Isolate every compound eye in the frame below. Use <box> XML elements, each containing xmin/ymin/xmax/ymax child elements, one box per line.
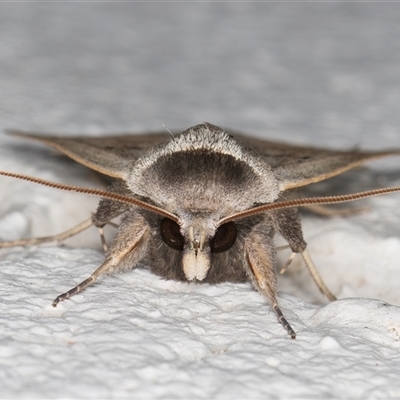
<box><xmin>160</xmin><ymin>218</ymin><xmax>184</xmax><ymax>251</ymax></box>
<box><xmin>210</xmin><ymin>222</ymin><xmax>237</xmax><ymax>253</ymax></box>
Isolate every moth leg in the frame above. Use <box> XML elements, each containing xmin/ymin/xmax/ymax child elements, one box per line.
<box><xmin>0</xmin><ymin>217</ymin><xmax>93</xmax><ymax>249</ymax></box>
<box><xmin>272</xmin><ymin>207</ymin><xmax>336</xmax><ymax>302</ymax></box>
<box><xmin>278</xmin><ymin>248</ymin><xmax>336</xmax><ymax>301</ymax></box>
<box><xmin>272</xmin><ymin>303</ymin><xmax>295</xmax><ymax>340</ymax></box>
<box><xmin>301</xmin><ymin>248</ymin><xmax>336</xmax><ymax>301</ymax></box>
<box><xmin>95</xmin><ymin>220</ymin><xmax>122</xmax><ymax>253</ymax></box>
<box><xmin>245</xmin><ymin>226</ymin><xmax>296</xmax><ymax>339</ymax></box>
<box><xmin>90</xmin><ymin>181</ymin><xmax>133</xmax><ymax>253</ymax></box>
<box><xmin>53</xmin><ymin>213</ymin><xmax>149</xmax><ymax>307</ymax></box>
<box><xmin>97</xmin><ymin>226</ymin><xmax>108</xmax><ymax>253</ymax></box>
<box><xmin>275</xmin><ymin>244</ymin><xmax>290</xmax><ymax>251</ymax></box>
<box><xmin>105</xmin><ymin>221</ymin><xmax>118</xmax><ymax>229</ymax></box>
<box><xmin>279</xmin><ymin>252</ymin><xmax>296</xmax><ymax>275</ymax></box>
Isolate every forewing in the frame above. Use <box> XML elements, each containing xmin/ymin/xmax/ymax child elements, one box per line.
<box><xmin>7</xmin><ymin>130</ymin><xmax>171</xmax><ymax>178</ymax></box>
<box><xmin>232</xmin><ymin>133</ymin><xmax>400</xmax><ymax>190</ymax></box>
<box><xmin>8</xmin><ymin>128</ymin><xmax>399</xmax><ymax>189</ymax></box>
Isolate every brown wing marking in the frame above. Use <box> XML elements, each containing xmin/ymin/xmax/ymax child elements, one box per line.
<box><xmin>233</xmin><ymin>134</ymin><xmax>400</xmax><ymax>190</ymax></box>
<box><xmin>7</xmin><ymin>130</ymin><xmax>170</xmax><ymax>178</ymax></box>
<box><xmin>8</xmin><ymin>129</ymin><xmax>400</xmax><ymax>189</ymax></box>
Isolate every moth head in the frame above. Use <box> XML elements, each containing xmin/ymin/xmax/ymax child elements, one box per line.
<box><xmin>159</xmin><ymin>213</ymin><xmax>237</xmax><ymax>281</ymax></box>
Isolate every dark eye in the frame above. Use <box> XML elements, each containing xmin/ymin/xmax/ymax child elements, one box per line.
<box><xmin>160</xmin><ymin>218</ymin><xmax>184</xmax><ymax>251</ymax></box>
<box><xmin>210</xmin><ymin>222</ymin><xmax>237</xmax><ymax>253</ymax></box>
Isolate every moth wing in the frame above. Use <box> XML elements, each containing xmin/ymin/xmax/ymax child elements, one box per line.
<box><xmin>7</xmin><ymin>130</ymin><xmax>171</xmax><ymax>178</ymax></box>
<box><xmin>8</xmin><ymin>128</ymin><xmax>399</xmax><ymax>189</ymax></box>
<box><xmin>232</xmin><ymin>133</ymin><xmax>400</xmax><ymax>190</ymax></box>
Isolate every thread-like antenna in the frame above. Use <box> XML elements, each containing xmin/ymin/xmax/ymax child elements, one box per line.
<box><xmin>218</xmin><ymin>187</ymin><xmax>400</xmax><ymax>225</ymax></box>
<box><xmin>2</xmin><ymin>170</ymin><xmax>400</xmax><ymax>227</ymax></box>
<box><xmin>0</xmin><ymin>170</ymin><xmax>179</xmax><ymax>222</ymax></box>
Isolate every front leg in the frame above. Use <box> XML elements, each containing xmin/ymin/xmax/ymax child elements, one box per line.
<box><xmin>244</xmin><ymin>223</ymin><xmax>296</xmax><ymax>339</ymax></box>
<box><xmin>53</xmin><ymin>212</ymin><xmax>150</xmax><ymax>306</ymax></box>
<box><xmin>271</xmin><ymin>207</ymin><xmax>336</xmax><ymax>301</ymax></box>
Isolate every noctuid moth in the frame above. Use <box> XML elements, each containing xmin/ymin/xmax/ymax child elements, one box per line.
<box><xmin>1</xmin><ymin>122</ymin><xmax>400</xmax><ymax>339</ymax></box>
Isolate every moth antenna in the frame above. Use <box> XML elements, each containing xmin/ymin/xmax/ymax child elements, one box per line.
<box><xmin>0</xmin><ymin>170</ymin><xmax>179</xmax><ymax>222</ymax></box>
<box><xmin>219</xmin><ymin>187</ymin><xmax>400</xmax><ymax>225</ymax></box>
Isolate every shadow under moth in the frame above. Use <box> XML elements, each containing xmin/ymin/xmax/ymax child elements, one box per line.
<box><xmin>1</xmin><ymin>122</ymin><xmax>400</xmax><ymax>339</ymax></box>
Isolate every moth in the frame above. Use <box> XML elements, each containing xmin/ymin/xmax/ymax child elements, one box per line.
<box><xmin>1</xmin><ymin>122</ymin><xmax>400</xmax><ymax>339</ymax></box>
